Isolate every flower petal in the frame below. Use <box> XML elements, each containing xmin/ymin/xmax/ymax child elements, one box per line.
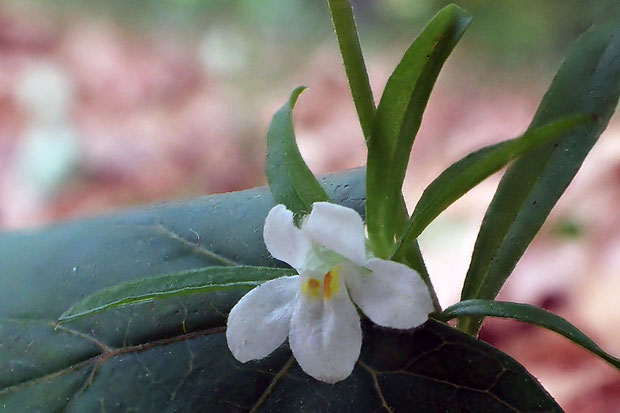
<box><xmin>263</xmin><ymin>204</ymin><xmax>312</xmax><ymax>270</ymax></box>
<box><xmin>288</xmin><ymin>276</ymin><xmax>362</xmax><ymax>383</ymax></box>
<box><xmin>346</xmin><ymin>258</ymin><xmax>434</xmax><ymax>329</ymax></box>
<box><xmin>226</xmin><ymin>275</ymin><xmax>298</xmax><ymax>362</ymax></box>
<box><xmin>303</xmin><ymin>202</ymin><xmax>366</xmax><ymax>265</ymax></box>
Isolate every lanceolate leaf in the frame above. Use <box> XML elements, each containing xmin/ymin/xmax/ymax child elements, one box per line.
<box><xmin>265</xmin><ymin>86</ymin><xmax>329</xmax><ymax>219</ymax></box>
<box><xmin>460</xmin><ymin>19</ymin><xmax>620</xmax><ymax>335</ymax></box>
<box><xmin>0</xmin><ymin>168</ymin><xmax>562</xmax><ymax>412</ymax></box>
<box><xmin>441</xmin><ymin>300</ymin><xmax>620</xmax><ymax>370</ymax></box>
<box><xmin>58</xmin><ymin>266</ymin><xmax>296</xmax><ymax>324</ymax></box>
<box><xmin>366</xmin><ymin>4</ymin><xmax>471</xmax><ymax>258</ymax></box>
<box><xmin>391</xmin><ymin>114</ymin><xmax>591</xmax><ymax>260</ymax></box>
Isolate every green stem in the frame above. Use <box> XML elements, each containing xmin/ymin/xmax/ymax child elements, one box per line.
<box><xmin>327</xmin><ymin>0</ymin><xmax>375</xmax><ymax>141</ymax></box>
<box><xmin>327</xmin><ymin>0</ymin><xmax>441</xmax><ymax>315</ymax></box>
<box><xmin>394</xmin><ymin>196</ymin><xmax>441</xmax><ymax>313</ymax></box>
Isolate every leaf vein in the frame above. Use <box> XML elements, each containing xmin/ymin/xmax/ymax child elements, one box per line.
<box><xmin>0</xmin><ymin>326</ymin><xmax>225</xmax><ymax>395</ymax></box>
<box><xmin>153</xmin><ymin>223</ymin><xmax>239</xmax><ymax>266</ymax></box>
<box><xmin>249</xmin><ymin>356</ymin><xmax>295</xmax><ymax>413</ymax></box>
<box><xmin>385</xmin><ymin>370</ymin><xmax>520</xmax><ymax>412</ymax></box>
<box><xmin>357</xmin><ymin>360</ymin><xmax>393</xmax><ymax>413</ymax></box>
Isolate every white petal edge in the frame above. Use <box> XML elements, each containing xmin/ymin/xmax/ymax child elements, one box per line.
<box><xmin>346</xmin><ymin>258</ymin><xmax>434</xmax><ymax>329</ymax></box>
<box><xmin>226</xmin><ymin>275</ymin><xmax>298</xmax><ymax>363</ymax></box>
<box><xmin>288</xmin><ymin>276</ymin><xmax>362</xmax><ymax>384</ymax></box>
<box><xmin>263</xmin><ymin>204</ymin><xmax>312</xmax><ymax>271</ymax></box>
<box><xmin>303</xmin><ymin>202</ymin><xmax>366</xmax><ymax>265</ymax></box>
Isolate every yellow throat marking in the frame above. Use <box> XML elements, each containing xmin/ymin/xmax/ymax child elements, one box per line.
<box><xmin>302</xmin><ymin>266</ymin><xmax>341</xmax><ymax>300</ymax></box>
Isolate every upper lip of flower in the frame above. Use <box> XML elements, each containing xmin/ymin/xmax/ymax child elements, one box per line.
<box><xmin>226</xmin><ymin>202</ymin><xmax>434</xmax><ymax>384</ymax></box>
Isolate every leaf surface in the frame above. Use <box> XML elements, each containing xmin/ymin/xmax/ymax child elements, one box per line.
<box><xmin>0</xmin><ymin>169</ymin><xmax>561</xmax><ymax>412</ymax></box>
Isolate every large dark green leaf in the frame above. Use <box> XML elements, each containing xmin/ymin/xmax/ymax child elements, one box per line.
<box><xmin>460</xmin><ymin>18</ymin><xmax>620</xmax><ymax>334</ymax></box>
<box><xmin>366</xmin><ymin>4</ymin><xmax>471</xmax><ymax>258</ymax></box>
<box><xmin>1</xmin><ymin>168</ymin><xmax>561</xmax><ymax>412</ymax></box>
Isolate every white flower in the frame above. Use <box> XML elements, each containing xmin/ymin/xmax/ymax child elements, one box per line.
<box><xmin>226</xmin><ymin>202</ymin><xmax>434</xmax><ymax>383</ymax></box>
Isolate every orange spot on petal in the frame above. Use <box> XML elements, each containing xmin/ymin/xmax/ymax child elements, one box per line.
<box><xmin>323</xmin><ymin>271</ymin><xmax>332</xmax><ymax>298</ymax></box>
<box><xmin>322</xmin><ymin>267</ymin><xmax>340</xmax><ymax>299</ymax></box>
<box><xmin>302</xmin><ymin>277</ymin><xmax>321</xmax><ymax>299</ymax></box>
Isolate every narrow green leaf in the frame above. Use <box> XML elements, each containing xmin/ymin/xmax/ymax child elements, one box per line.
<box><xmin>366</xmin><ymin>4</ymin><xmax>471</xmax><ymax>258</ymax></box>
<box><xmin>460</xmin><ymin>19</ymin><xmax>620</xmax><ymax>335</ymax></box>
<box><xmin>391</xmin><ymin>114</ymin><xmax>591</xmax><ymax>260</ymax></box>
<box><xmin>440</xmin><ymin>299</ymin><xmax>620</xmax><ymax>370</ymax></box>
<box><xmin>327</xmin><ymin>0</ymin><xmax>375</xmax><ymax>141</ymax></box>
<box><xmin>58</xmin><ymin>266</ymin><xmax>295</xmax><ymax>323</ymax></box>
<box><xmin>266</xmin><ymin>87</ymin><xmax>329</xmax><ymax>219</ymax></box>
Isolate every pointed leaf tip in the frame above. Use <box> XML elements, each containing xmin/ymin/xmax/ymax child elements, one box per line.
<box><xmin>459</xmin><ymin>18</ymin><xmax>620</xmax><ymax>335</ymax></box>
<box><xmin>366</xmin><ymin>4</ymin><xmax>471</xmax><ymax>258</ymax></box>
<box><xmin>289</xmin><ymin>86</ymin><xmax>308</xmax><ymax>107</ymax></box>
<box><xmin>57</xmin><ymin>266</ymin><xmax>296</xmax><ymax>324</ymax></box>
<box><xmin>266</xmin><ymin>86</ymin><xmax>329</xmax><ymax>219</ymax></box>
<box><xmin>442</xmin><ymin>299</ymin><xmax>620</xmax><ymax>370</ymax></box>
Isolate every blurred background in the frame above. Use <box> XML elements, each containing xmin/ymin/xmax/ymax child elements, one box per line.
<box><xmin>0</xmin><ymin>0</ymin><xmax>618</xmax><ymax>410</ymax></box>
